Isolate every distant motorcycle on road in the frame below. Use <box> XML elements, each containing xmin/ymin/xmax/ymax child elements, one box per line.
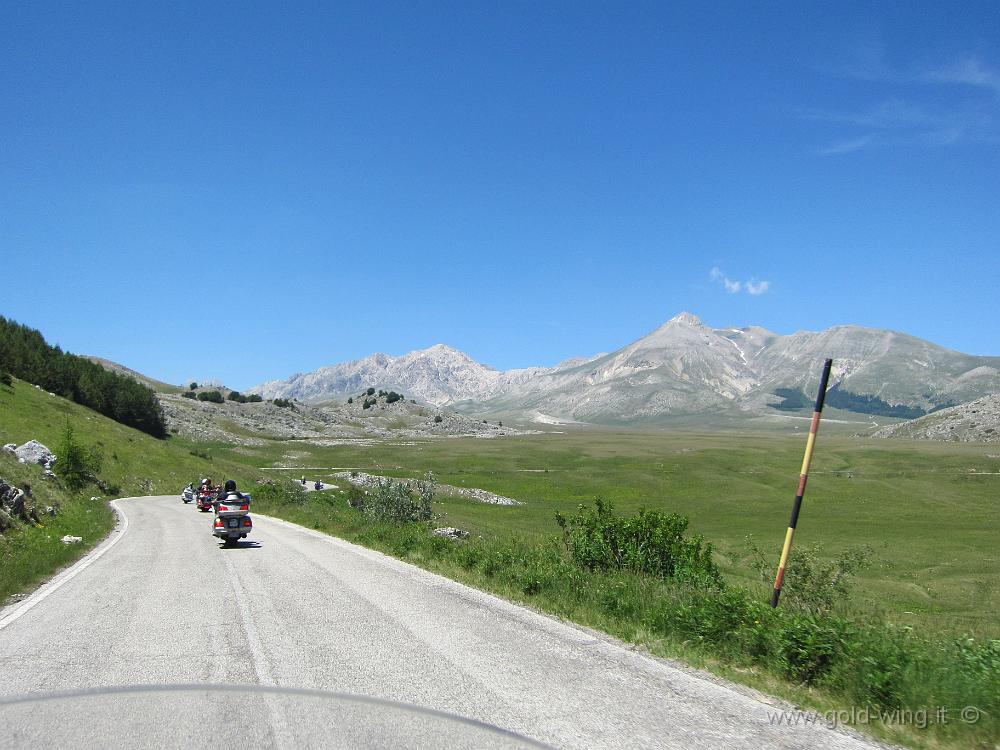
<box><xmin>212</xmin><ymin>491</ymin><xmax>252</xmax><ymax>547</ymax></box>
<box><xmin>181</xmin><ymin>485</ymin><xmax>195</xmax><ymax>504</ymax></box>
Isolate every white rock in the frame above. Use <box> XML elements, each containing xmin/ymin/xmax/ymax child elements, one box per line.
<box><xmin>60</xmin><ymin>535</ymin><xmax>82</xmax><ymax>544</ymax></box>
<box><xmin>15</xmin><ymin>440</ymin><xmax>57</xmax><ymax>469</ymax></box>
<box><xmin>433</xmin><ymin>527</ymin><xmax>470</xmax><ymax>540</ymax></box>
<box><xmin>2</xmin><ymin>443</ymin><xmax>16</xmax><ymax>455</ymax></box>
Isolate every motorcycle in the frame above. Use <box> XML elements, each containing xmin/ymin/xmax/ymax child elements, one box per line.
<box><xmin>181</xmin><ymin>486</ymin><xmax>195</xmax><ymax>504</ymax></box>
<box><xmin>212</xmin><ymin>492</ymin><xmax>252</xmax><ymax>546</ymax></box>
<box><xmin>314</xmin><ymin>481</ymin><xmax>323</xmax><ymax>490</ymax></box>
<box><xmin>196</xmin><ymin>489</ymin><xmax>215</xmax><ymax>512</ymax></box>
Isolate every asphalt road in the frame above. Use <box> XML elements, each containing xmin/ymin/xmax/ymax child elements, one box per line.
<box><xmin>0</xmin><ymin>496</ymin><xmax>884</xmax><ymax>749</ymax></box>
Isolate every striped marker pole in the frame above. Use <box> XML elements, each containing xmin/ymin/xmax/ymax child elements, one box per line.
<box><xmin>770</xmin><ymin>358</ymin><xmax>833</xmax><ymax>608</ymax></box>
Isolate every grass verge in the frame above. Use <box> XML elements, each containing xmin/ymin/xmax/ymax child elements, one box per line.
<box><xmin>251</xmin><ymin>481</ymin><xmax>999</xmax><ymax>750</ymax></box>
<box><xmin>0</xmin><ymin>454</ymin><xmax>115</xmax><ymax>604</ymax></box>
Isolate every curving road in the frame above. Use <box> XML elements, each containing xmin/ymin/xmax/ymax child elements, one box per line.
<box><xmin>0</xmin><ymin>496</ymin><xmax>883</xmax><ymax>749</ymax></box>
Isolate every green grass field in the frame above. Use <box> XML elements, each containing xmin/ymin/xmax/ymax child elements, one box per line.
<box><xmin>214</xmin><ymin>428</ymin><xmax>999</xmax><ymax>638</ymax></box>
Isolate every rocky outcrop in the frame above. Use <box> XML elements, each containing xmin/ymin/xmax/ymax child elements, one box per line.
<box><xmin>433</xmin><ymin>527</ymin><xmax>470</xmax><ymax>540</ymax></box>
<box><xmin>13</xmin><ymin>440</ymin><xmax>56</xmax><ymax>469</ymax></box>
<box><xmin>871</xmin><ymin>393</ymin><xmax>1000</xmax><ymax>442</ymax></box>
<box><xmin>0</xmin><ymin>479</ymin><xmax>46</xmax><ymax>531</ymax></box>
<box><xmin>334</xmin><ymin>471</ymin><xmax>521</xmax><ymax>506</ymax></box>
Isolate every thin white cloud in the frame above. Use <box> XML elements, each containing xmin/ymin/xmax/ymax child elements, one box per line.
<box><xmin>807</xmin><ymin>51</ymin><xmax>1000</xmax><ymax>154</ymax></box>
<box><xmin>818</xmin><ymin>135</ymin><xmax>875</xmax><ymax>155</ymax></box>
<box><xmin>922</xmin><ymin>58</ymin><xmax>1000</xmax><ymax>94</ymax></box>
<box><xmin>709</xmin><ymin>267</ymin><xmax>770</xmax><ymax>296</ymax></box>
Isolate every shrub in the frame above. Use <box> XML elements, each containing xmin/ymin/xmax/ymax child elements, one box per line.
<box><xmin>433</xmin><ymin>415</ymin><xmax>443</xmax><ymax>423</ymax></box>
<box><xmin>346</xmin><ymin>485</ymin><xmax>365</xmax><ymax>508</ymax></box>
<box><xmin>197</xmin><ymin>390</ymin><xmax>224</xmax><ymax>403</ymax></box>
<box><xmin>189</xmin><ymin>382</ymin><xmax>198</xmax><ymax>390</ymax></box>
<box><xmin>245</xmin><ymin>393</ymin><xmax>263</xmax><ymax>402</ymax></box>
<box><xmin>362</xmin><ymin>399</ymin><xmax>372</xmax><ymax>409</ymax></box>
<box><xmin>182</xmin><ymin>391</ymin><xmax>196</xmax><ymax>399</ymax></box>
<box><xmin>56</xmin><ymin>421</ymin><xmax>103</xmax><ymax>491</ymax></box>
<box><xmin>354</xmin><ymin>476</ymin><xmax>435</xmax><ymax>524</ymax></box>
<box><xmin>253</xmin><ymin>479</ymin><xmax>307</xmax><ymax>504</ymax></box>
<box><xmin>745</xmin><ymin>536</ymin><xmax>873</xmax><ymax>615</ymax></box>
<box><xmin>386</xmin><ymin>391</ymin><xmax>401</xmax><ymax>404</ymax></box>
<box><xmin>366</xmin><ymin>387</ymin><xmax>375</xmax><ymax>396</ymax></box>
<box><xmin>272</xmin><ymin>398</ymin><xmax>293</xmax><ymax>409</ymax></box>
<box><xmin>347</xmin><ymin>397</ymin><xmax>353</xmax><ymax>404</ymax></box>
<box><xmin>777</xmin><ymin>613</ymin><xmax>853</xmax><ymax>683</ymax></box>
<box><xmin>227</xmin><ymin>390</ymin><xmax>242</xmax><ymax>401</ymax></box>
<box><xmin>556</xmin><ymin>499</ymin><xmax>721</xmax><ymax>585</ymax></box>
<box><xmin>0</xmin><ymin>371</ymin><xmax>12</xmax><ymax>387</ymax></box>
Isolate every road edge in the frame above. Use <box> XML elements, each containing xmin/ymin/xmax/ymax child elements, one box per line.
<box><xmin>0</xmin><ymin>497</ymin><xmax>132</xmax><ymax>630</ymax></box>
<box><xmin>253</xmin><ymin>512</ymin><xmax>899</xmax><ymax>750</ymax></box>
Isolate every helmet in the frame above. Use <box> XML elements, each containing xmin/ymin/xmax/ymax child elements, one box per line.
<box><xmin>224</xmin><ymin>479</ymin><xmax>237</xmax><ymax>492</ymax></box>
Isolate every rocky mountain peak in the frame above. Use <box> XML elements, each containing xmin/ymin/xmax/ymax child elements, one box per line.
<box><xmin>667</xmin><ymin>311</ymin><xmax>704</xmax><ymax>327</ymax></box>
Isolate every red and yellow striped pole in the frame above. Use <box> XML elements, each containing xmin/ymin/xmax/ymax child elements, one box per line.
<box><xmin>770</xmin><ymin>358</ymin><xmax>833</xmax><ymax>608</ymax></box>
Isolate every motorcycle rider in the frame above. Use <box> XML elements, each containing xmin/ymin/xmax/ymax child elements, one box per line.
<box><xmin>215</xmin><ymin>479</ymin><xmax>245</xmax><ymax>506</ymax></box>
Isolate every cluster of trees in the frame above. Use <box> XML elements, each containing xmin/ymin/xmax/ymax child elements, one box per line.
<box><xmin>356</xmin><ymin>388</ymin><xmax>404</xmax><ymax>409</ymax></box>
<box><xmin>0</xmin><ymin>315</ymin><xmax>168</xmax><ymax>438</ymax></box>
<box><xmin>824</xmin><ymin>384</ymin><xmax>937</xmax><ymax>419</ymax></box>
<box><xmin>227</xmin><ymin>390</ymin><xmax>263</xmax><ymax>404</ymax></box>
<box><xmin>772</xmin><ymin>383</ymin><xmax>950</xmax><ymax>420</ymax></box>
<box><xmin>183</xmin><ymin>388</ymin><xmax>269</xmax><ymax>405</ymax></box>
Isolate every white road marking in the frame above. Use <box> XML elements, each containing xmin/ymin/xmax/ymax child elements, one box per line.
<box><xmin>0</xmin><ymin>499</ymin><xmax>131</xmax><ymax>631</ymax></box>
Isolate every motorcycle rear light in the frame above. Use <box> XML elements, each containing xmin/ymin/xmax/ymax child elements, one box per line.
<box><xmin>243</xmin><ymin>518</ymin><xmax>252</xmax><ymax>527</ymax></box>
<box><xmin>240</xmin><ymin>504</ymin><xmax>248</xmax><ymax>510</ymax></box>
<box><xmin>214</xmin><ymin>519</ymin><xmax>223</xmax><ymax>528</ymax></box>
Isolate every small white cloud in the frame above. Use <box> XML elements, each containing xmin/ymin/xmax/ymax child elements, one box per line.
<box><xmin>709</xmin><ymin>268</ymin><xmax>770</xmax><ymax>296</ymax></box>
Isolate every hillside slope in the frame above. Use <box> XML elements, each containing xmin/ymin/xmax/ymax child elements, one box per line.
<box><xmin>872</xmin><ymin>393</ymin><xmax>1000</xmax><ymax>442</ymax></box>
<box><xmin>0</xmin><ymin>378</ymin><xmax>254</xmax><ymax>496</ymax></box>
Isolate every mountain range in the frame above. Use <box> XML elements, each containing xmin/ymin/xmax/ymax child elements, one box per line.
<box><xmin>253</xmin><ymin>313</ymin><xmax>1000</xmax><ymax>424</ymax></box>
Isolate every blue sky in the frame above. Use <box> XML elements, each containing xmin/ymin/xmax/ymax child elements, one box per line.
<box><xmin>2</xmin><ymin>1</ymin><xmax>998</xmax><ymax>389</ymax></box>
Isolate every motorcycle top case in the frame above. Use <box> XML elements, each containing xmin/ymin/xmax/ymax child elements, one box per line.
<box><xmin>215</xmin><ymin>492</ymin><xmax>251</xmax><ymax>518</ymax></box>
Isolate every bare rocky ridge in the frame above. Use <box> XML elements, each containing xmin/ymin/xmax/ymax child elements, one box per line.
<box><xmin>255</xmin><ymin>344</ymin><xmax>546</xmax><ymax>407</ymax></box>
<box><xmin>871</xmin><ymin>393</ymin><xmax>1000</xmax><ymax>442</ymax></box>
<box><xmin>158</xmin><ymin>388</ymin><xmax>525</xmax><ymax>446</ymax></box>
